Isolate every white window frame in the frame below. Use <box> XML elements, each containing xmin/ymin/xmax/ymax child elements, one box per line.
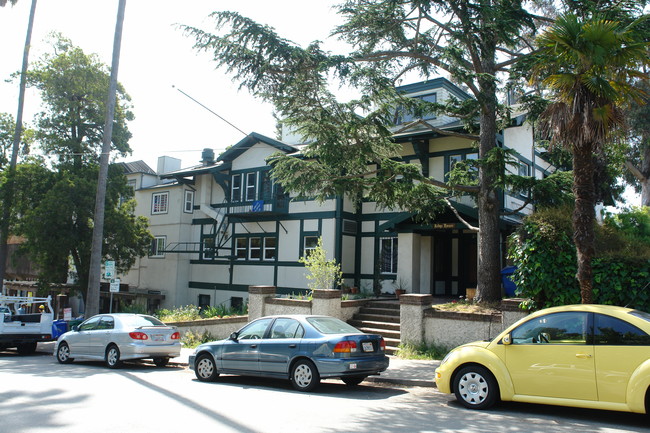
<box><xmin>150</xmin><ymin>236</ymin><xmax>166</xmax><ymax>258</ymax></box>
<box><xmin>249</xmin><ymin>237</ymin><xmax>262</xmax><ymax>260</ymax></box>
<box><xmin>235</xmin><ymin>237</ymin><xmax>247</xmax><ymax>260</ymax></box>
<box><xmin>151</xmin><ymin>192</ymin><xmax>169</xmax><ymax>215</ymax></box>
<box><xmin>303</xmin><ymin>235</ymin><xmax>319</xmax><ymax>256</ymax></box>
<box><xmin>184</xmin><ymin>190</ymin><xmax>194</xmax><ymax>213</ymax></box>
<box><xmin>263</xmin><ymin>237</ymin><xmax>277</xmax><ymax>261</ymax></box>
<box><xmin>231</xmin><ymin>173</ymin><xmax>242</xmax><ymax>202</ymax></box>
<box><xmin>245</xmin><ymin>172</ymin><xmax>257</xmax><ymax>202</ymax></box>
<box><xmin>380</xmin><ymin>237</ymin><xmax>398</xmax><ymax>274</ymax></box>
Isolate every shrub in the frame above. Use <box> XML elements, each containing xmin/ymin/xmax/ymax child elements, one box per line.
<box><xmin>181</xmin><ymin>330</ymin><xmax>214</xmax><ymax>348</ymax></box>
<box><xmin>200</xmin><ymin>303</ymin><xmax>247</xmax><ymax>319</ymax></box>
<box><xmin>155</xmin><ymin>305</ymin><xmax>201</xmax><ymax>322</ymax></box>
<box><xmin>299</xmin><ymin>237</ymin><xmax>343</xmax><ymax>292</ymax></box>
<box><xmin>396</xmin><ymin>342</ymin><xmax>449</xmax><ymax>360</ymax></box>
<box><xmin>508</xmin><ymin>206</ymin><xmax>650</xmax><ymax>311</ymax></box>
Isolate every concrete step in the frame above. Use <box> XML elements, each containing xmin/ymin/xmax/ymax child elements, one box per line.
<box><xmin>356</xmin><ymin>327</ymin><xmax>401</xmax><ymax>340</ymax></box>
<box><xmin>358</xmin><ymin>307</ymin><xmax>400</xmax><ymax>317</ymax></box>
<box><xmin>353</xmin><ymin>313</ymin><xmax>400</xmax><ymax>324</ymax></box>
<box><xmin>365</xmin><ymin>300</ymin><xmax>400</xmax><ymax>310</ymax></box>
<box><xmin>349</xmin><ymin>320</ymin><xmax>401</xmax><ymax>331</ymax></box>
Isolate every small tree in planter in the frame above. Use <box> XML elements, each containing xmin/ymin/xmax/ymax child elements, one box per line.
<box><xmin>299</xmin><ymin>237</ymin><xmax>343</xmax><ymax>292</ymax></box>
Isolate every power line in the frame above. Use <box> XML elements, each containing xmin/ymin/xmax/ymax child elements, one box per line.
<box><xmin>172</xmin><ymin>85</ymin><xmax>249</xmax><ymax>138</ymax></box>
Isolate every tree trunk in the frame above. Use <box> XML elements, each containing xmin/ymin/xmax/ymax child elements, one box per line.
<box><xmin>86</xmin><ymin>0</ymin><xmax>126</xmax><ymax>316</ymax></box>
<box><xmin>572</xmin><ymin>144</ymin><xmax>596</xmax><ymax>304</ymax></box>
<box><xmin>474</xmin><ymin>54</ymin><xmax>502</xmax><ymax>303</ymax></box>
<box><xmin>642</xmin><ymin>143</ymin><xmax>649</xmax><ymax>207</ymax></box>
<box><xmin>0</xmin><ymin>0</ymin><xmax>37</xmax><ymax>291</ymax></box>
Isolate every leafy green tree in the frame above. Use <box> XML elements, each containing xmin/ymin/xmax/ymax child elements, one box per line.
<box><xmin>529</xmin><ymin>14</ymin><xmax>649</xmax><ymax>303</ymax></box>
<box><xmin>299</xmin><ymin>237</ymin><xmax>343</xmax><ymax>292</ymax></box>
<box><xmin>182</xmin><ymin>1</ymin><xmax>557</xmax><ymax>303</ymax></box>
<box><xmin>5</xmin><ymin>35</ymin><xmax>151</xmax><ymax>299</ymax></box>
<box><xmin>624</xmin><ymin>79</ymin><xmax>650</xmax><ymax>206</ymax></box>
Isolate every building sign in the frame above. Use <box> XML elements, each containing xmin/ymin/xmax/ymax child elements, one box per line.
<box><xmin>252</xmin><ymin>200</ymin><xmax>264</xmax><ymax>212</ymax></box>
<box><xmin>104</xmin><ymin>260</ymin><xmax>116</xmax><ymax>279</ymax></box>
<box><xmin>433</xmin><ymin>223</ymin><xmax>455</xmax><ymax>229</ymax></box>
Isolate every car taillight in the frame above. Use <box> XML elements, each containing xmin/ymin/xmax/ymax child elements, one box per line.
<box><xmin>171</xmin><ymin>332</ymin><xmax>180</xmax><ymax>340</ymax></box>
<box><xmin>379</xmin><ymin>338</ymin><xmax>386</xmax><ymax>351</ymax></box>
<box><xmin>129</xmin><ymin>332</ymin><xmax>149</xmax><ymax>340</ymax></box>
<box><xmin>333</xmin><ymin>341</ymin><xmax>358</xmax><ymax>353</ymax></box>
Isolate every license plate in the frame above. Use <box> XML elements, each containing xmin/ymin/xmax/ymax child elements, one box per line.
<box><xmin>362</xmin><ymin>342</ymin><xmax>374</xmax><ymax>352</ymax></box>
<box><xmin>152</xmin><ymin>334</ymin><xmax>165</xmax><ymax>342</ymax></box>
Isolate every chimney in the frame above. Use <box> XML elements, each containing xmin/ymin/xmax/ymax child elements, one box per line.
<box><xmin>201</xmin><ymin>148</ymin><xmax>215</xmax><ymax>166</ymax></box>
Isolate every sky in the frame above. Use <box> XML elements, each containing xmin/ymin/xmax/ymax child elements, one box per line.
<box><xmin>0</xmin><ymin>0</ymin><xmax>346</xmax><ymax>170</ymax></box>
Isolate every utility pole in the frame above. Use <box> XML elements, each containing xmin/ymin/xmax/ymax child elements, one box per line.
<box><xmin>86</xmin><ymin>0</ymin><xmax>127</xmax><ymax>316</ymax></box>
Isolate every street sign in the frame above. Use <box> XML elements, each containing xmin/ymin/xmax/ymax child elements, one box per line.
<box><xmin>105</xmin><ymin>260</ymin><xmax>116</xmax><ymax>279</ymax></box>
<box><xmin>110</xmin><ymin>278</ymin><xmax>120</xmax><ymax>293</ymax></box>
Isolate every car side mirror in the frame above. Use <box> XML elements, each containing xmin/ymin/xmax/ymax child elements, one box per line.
<box><xmin>72</xmin><ymin>326</ymin><xmax>79</xmax><ymax>332</ymax></box>
<box><xmin>502</xmin><ymin>334</ymin><xmax>512</xmax><ymax>345</ymax></box>
<box><xmin>229</xmin><ymin>332</ymin><xmax>238</xmax><ymax>341</ymax></box>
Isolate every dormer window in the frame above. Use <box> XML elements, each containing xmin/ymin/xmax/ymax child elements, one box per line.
<box><xmin>397</xmin><ymin>93</ymin><xmax>437</xmax><ymax>124</ymax></box>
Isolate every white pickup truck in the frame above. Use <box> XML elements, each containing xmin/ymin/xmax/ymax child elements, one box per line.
<box><xmin>0</xmin><ymin>295</ymin><xmax>54</xmax><ymax>354</ymax></box>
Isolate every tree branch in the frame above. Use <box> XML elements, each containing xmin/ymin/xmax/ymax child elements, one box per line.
<box><xmin>444</xmin><ymin>198</ymin><xmax>479</xmax><ymax>231</ymax></box>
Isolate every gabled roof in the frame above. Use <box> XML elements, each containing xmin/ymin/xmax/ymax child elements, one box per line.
<box><xmin>117</xmin><ymin>160</ymin><xmax>156</xmax><ymax>175</ymax></box>
<box><xmin>217</xmin><ymin>132</ymin><xmax>299</xmax><ymax>162</ymax></box>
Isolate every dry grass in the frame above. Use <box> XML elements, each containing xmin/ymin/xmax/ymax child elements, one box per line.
<box><xmin>433</xmin><ymin>301</ymin><xmax>501</xmax><ymax>314</ymax></box>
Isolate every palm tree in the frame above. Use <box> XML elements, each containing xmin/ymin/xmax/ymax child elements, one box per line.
<box><xmin>530</xmin><ymin>14</ymin><xmax>649</xmax><ymax>303</ymax></box>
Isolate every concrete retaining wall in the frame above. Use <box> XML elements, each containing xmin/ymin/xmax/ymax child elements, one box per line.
<box><xmin>169</xmin><ymin>315</ymin><xmax>249</xmax><ymax>340</ymax></box>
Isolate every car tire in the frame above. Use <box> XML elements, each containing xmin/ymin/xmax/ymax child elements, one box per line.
<box><xmin>17</xmin><ymin>342</ymin><xmax>37</xmax><ymax>355</ymax></box>
<box><xmin>105</xmin><ymin>345</ymin><xmax>122</xmax><ymax>369</ymax></box>
<box><xmin>291</xmin><ymin>359</ymin><xmax>320</xmax><ymax>392</ymax></box>
<box><xmin>342</xmin><ymin>376</ymin><xmax>367</xmax><ymax>386</ymax></box>
<box><xmin>195</xmin><ymin>353</ymin><xmax>219</xmax><ymax>382</ymax></box>
<box><xmin>153</xmin><ymin>357</ymin><xmax>169</xmax><ymax>367</ymax></box>
<box><xmin>56</xmin><ymin>342</ymin><xmax>74</xmax><ymax>364</ymax></box>
<box><xmin>453</xmin><ymin>365</ymin><xmax>499</xmax><ymax>410</ymax></box>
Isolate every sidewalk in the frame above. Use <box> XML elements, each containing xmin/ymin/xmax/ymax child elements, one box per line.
<box><xmin>172</xmin><ymin>347</ymin><xmax>440</xmax><ymax>388</ymax></box>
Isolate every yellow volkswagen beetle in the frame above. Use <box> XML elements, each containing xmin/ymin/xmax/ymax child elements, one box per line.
<box><xmin>435</xmin><ymin>304</ymin><xmax>650</xmax><ymax>413</ymax></box>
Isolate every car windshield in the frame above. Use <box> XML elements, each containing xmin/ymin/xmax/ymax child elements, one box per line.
<box><xmin>629</xmin><ymin>310</ymin><xmax>650</xmax><ymax>323</ymax></box>
<box><xmin>121</xmin><ymin>315</ymin><xmax>166</xmax><ymax>328</ymax></box>
<box><xmin>307</xmin><ymin>317</ymin><xmax>361</xmax><ymax>334</ymax></box>
<box><xmin>0</xmin><ymin>306</ymin><xmax>9</xmax><ymax>314</ymax></box>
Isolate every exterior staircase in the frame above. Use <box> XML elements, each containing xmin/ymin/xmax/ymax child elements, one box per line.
<box><xmin>349</xmin><ymin>300</ymin><xmax>401</xmax><ymax>355</ymax></box>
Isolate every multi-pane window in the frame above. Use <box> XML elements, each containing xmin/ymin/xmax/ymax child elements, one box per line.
<box><xmin>231</xmin><ymin>174</ymin><xmax>242</xmax><ymax>202</ymax></box>
<box><xmin>245</xmin><ymin>172</ymin><xmax>257</xmax><ymax>201</ymax></box>
<box><xmin>303</xmin><ymin>235</ymin><xmax>319</xmax><ymax>256</ymax></box>
<box><xmin>235</xmin><ymin>238</ymin><xmax>247</xmax><ymax>259</ymax></box>
<box><xmin>234</xmin><ymin>236</ymin><xmax>277</xmax><ymax>261</ymax></box>
<box><xmin>249</xmin><ymin>237</ymin><xmax>262</xmax><ymax>259</ymax></box>
<box><xmin>398</xmin><ymin>93</ymin><xmax>437</xmax><ymax>124</ymax></box>
<box><xmin>264</xmin><ymin>237</ymin><xmax>277</xmax><ymax>260</ymax></box>
<box><xmin>380</xmin><ymin>237</ymin><xmax>398</xmax><ymax>274</ymax></box>
<box><xmin>150</xmin><ymin>236</ymin><xmax>166</xmax><ymax>258</ymax></box>
<box><xmin>260</xmin><ymin>171</ymin><xmax>273</xmax><ymax>200</ymax></box>
<box><xmin>184</xmin><ymin>190</ymin><xmax>194</xmax><ymax>213</ymax></box>
<box><xmin>151</xmin><ymin>192</ymin><xmax>169</xmax><ymax>214</ymax></box>
<box><xmin>518</xmin><ymin>161</ymin><xmax>530</xmax><ymax>177</ymax></box>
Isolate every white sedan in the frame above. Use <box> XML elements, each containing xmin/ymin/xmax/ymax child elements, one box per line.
<box><xmin>54</xmin><ymin>313</ymin><xmax>181</xmax><ymax>368</ymax></box>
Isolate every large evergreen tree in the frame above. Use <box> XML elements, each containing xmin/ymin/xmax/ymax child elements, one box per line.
<box><xmin>182</xmin><ymin>1</ymin><xmax>547</xmax><ymax>302</ymax></box>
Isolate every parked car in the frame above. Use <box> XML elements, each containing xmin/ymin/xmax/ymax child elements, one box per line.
<box><xmin>54</xmin><ymin>313</ymin><xmax>181</xmax><ymax>368</ymax></box>
<box><xmin>435</xmin><ymin>304</ymin><xmax>650</xmax><ymax>414</ymax></box>
<box><xmin>189</xmin><ymin>315</ymin><xmax>389</xmax><ymax>391</ymax></box>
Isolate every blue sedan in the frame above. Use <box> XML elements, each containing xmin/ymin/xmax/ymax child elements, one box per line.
<box><xmin>189</xmin><ymin>315</ymin><xmax>389</xmax><ymax>391</ymax></box>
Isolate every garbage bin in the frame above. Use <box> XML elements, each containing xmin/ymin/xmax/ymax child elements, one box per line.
<box><xmin>51</xmin><ymin>320</ymin><xmax>68</xmax><ymax>339</ymax></box>
<box><xmin>501</xmin><ymin>266</ymin><xmax>517</xmax><ymax>297</ymax></box>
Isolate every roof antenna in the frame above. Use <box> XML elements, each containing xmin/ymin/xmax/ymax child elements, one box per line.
<box><xmin>172</xmin><ymin>85</ymin><xmax>249</xmax><ymax>137</ymax></box>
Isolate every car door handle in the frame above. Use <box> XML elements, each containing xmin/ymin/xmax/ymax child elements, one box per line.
<box><xmin>288</xmin><ymin>344</ymin><xmax>297</xmax><ymax>348</ymax></box>
<box><xmin>575</xmin><ymin>353</ymin><xmax>592</xmax><ymax>359</ymax></box>
<box><xmin>250</xmin><ymin>344</ymin><xmax>257</xmax><ymax>348</ymax></box>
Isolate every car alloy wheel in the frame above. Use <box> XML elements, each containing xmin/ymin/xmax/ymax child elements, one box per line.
<box><xmin>195</xmin><ymin>353</ymin><xmax>219</xmax><ymax>382</ymax></box>
<box><xmin>291</xmin><ymin>359</ymin><xmax>320</xmax><ymax>392</ymax></box>
<box><xmin>105</xmin><ymin>345</ymin><xmax>122</xmax><ymax>369</ymax></box>
<box><xmin>453</xmin><ymin>365</ymin><xmax>498</xmax><ymax>410</ymax></box>
<box><xmin>56</xmin><ymin>342</ymin><xmax>73</xmax><ymax>364</ymax></box>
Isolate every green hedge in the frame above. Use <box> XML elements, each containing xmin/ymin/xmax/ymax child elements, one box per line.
<box><xmin>508</xmin><ymin>207</ymin><xmax>650</xmax><ymax>311</ymax></box>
